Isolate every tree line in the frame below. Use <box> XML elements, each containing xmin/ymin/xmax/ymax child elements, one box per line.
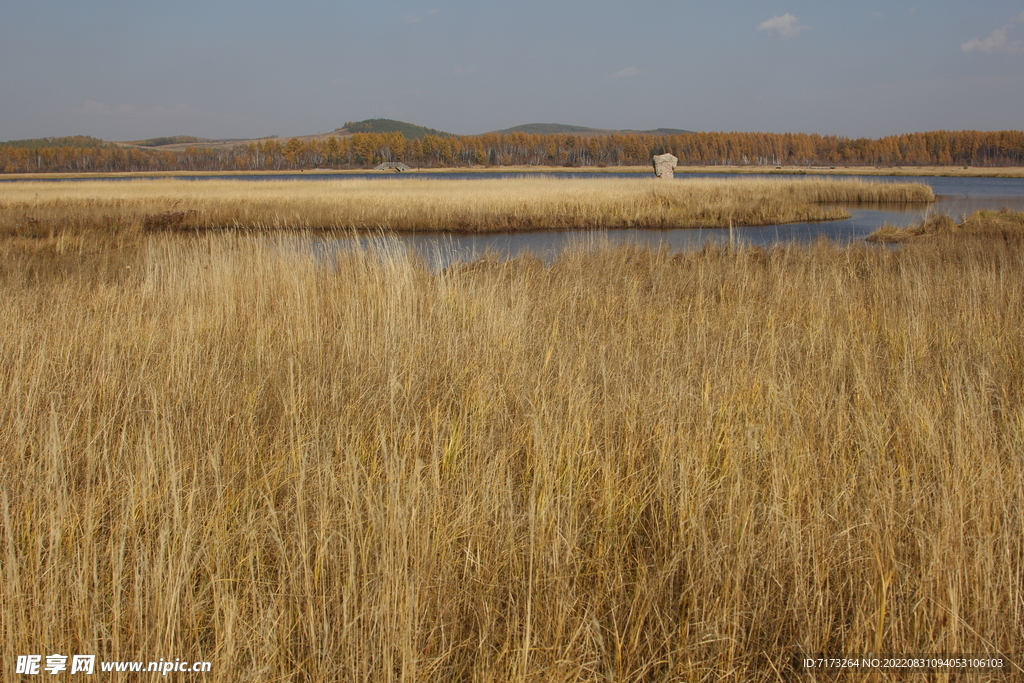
<box><xmin>2</xmin><ymin>129</ymin><xmax>1023</xmax><ymax>174</ymax></box>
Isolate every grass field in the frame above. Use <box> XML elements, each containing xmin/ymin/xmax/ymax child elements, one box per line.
<box><xmin>0</xmin><ymin>176</ymin><xmax>933</xmax><ymax>237</ymax></box>
<box><xmin>1</xmin><ymin>208</ymin><xmax>1021</xmax><ymax>680</ymax></box>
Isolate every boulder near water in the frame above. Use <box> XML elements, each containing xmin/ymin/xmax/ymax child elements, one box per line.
<box><xmin>653</xmin><ymin>153</ymin><xmax>678</xmax><ymax>178</ymax></box>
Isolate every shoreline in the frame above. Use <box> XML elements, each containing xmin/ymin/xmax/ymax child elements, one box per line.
<box><xmin>3</xmin><ymin>164</ymin><xmax>1024</xmax><ymax>181</ymax></box>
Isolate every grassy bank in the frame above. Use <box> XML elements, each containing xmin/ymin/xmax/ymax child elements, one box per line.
<box><xmin>868</xmin><ymin>207</ymin><xmax>1024</xmax><ymax>243</ymax></box>
<box><xmin>0</xmin><ymin>176</ymin><xmax>933</xmax><ymax>236</ymax></box>
<box><xmin>1</xmin><ymin>212</ymin><xmax>1021</xmax><ymax>680</ymax></box>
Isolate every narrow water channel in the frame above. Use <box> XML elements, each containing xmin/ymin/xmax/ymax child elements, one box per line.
<box><xmin>315</xmin><ymin>174</ymin><xmax>1024</xmax><ymax>269</ymax></box>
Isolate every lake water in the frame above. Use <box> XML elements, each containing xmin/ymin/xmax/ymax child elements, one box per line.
<box><xmin>7</xmin><ymin>171</ymin><xmax>1024</xmax><ymax>266</ymax></box>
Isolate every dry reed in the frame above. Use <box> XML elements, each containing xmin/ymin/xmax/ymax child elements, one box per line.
<box><xmin>868</xmin><ymin>208</ymin><xmax>1024</xmax><ymax>244</ymax></box>
<box><xmin>1</xmin><ymin>212</ymin><xmax>1021</xmax><ymax>682</ymax></box>
<box><xmin>0</xmin><ymin>176</ymin><xmax>933</xmax><ymax>237</ymax></box>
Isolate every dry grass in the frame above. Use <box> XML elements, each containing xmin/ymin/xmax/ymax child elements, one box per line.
<box><xmin>1</xmin><ymin>211</ymin><xmax>1021</xmax><ymax>682</ymax></box>
<box><xmin>0</xmin><ymin>176</ymin><xmax>933</xmax><ymax>237</ymax></box>
<box><xmin>868</xmin><ymin>208</ymin><xmax>1024</xmax><ymax>244</ymax></box>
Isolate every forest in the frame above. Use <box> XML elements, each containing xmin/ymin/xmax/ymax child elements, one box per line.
<box><xmin>1</xmin><ymin>129</ymin><xmax>1023</xmax><ymax>174</ymax></box>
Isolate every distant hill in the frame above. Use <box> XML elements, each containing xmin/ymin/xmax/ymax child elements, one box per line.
<box><xmin>493</xmin><ymin>123</ymin><xmax>694</xmax><ymax>137</ymax></box>
<box><xmin>337</xmin><ymin>119</ymin><xmax>454</xmax><ymax>140</ymax></box>
<box><xmin>640</xmin><ymin>128</ymin><xmax>695</xmax><ymax>136</ymax></box>
<box><xmin>497</xmin><ymin>123</ymin><xmax>608</xmax><ymax>136</ymax></box>
<box><xmin>0</xmin><ymin>135</ymin><xmax>109</xmax><ymax>148</ymax></box>
<box><xmin>2</xmin><ymin>121</ymin><xmax>691</xmax><ymax>159</ymax></box>
<box><xmin>128</xmin><ymin>136</ymin><xmax>211</xmax><ymax>147</ymax></box>
<box><xmin>0</xmin><ymin>123</ymin><xmax>691</xmax><ymax>154</ymax></box>
<box><xmin>125</xmin><ymin>136</ymin><xmax>254</xmax><ymax>148</ymax></box>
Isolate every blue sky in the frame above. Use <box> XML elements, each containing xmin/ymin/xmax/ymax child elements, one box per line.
<box><xmin>2</xmin><ymin>1</ymin><xmax>1022</xmax><ymax>141</ymax></box>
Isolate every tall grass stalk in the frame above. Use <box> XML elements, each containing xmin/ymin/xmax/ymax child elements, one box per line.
<box><xmin>1</xmin><ymin>219</ymin><xmax>1020</xmax><ymax>681</ymax></box>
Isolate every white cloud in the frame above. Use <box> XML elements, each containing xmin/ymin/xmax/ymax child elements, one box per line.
<box><xmin>756</xmin><ymin>14</ymin><xmax>808</xmax><ymax>38</ymax></box>
<box><xmin>453</xmin><ymin>66</ymin><xmax>478</xmax><ymax>75</ymax></box>
<box><xmin>402</xmin><ymin>14</ymin><xmax>421</xmax><ymax>24</ymax></box>
<box><xmin>610</xmin><ymin>66</ymin><xmax>641</xmax><ymax>78</ymax></box>
<box><xmin>962</xmin><ymin>24</ymin><xmax>1024</xmax><ymax>54</ymax></box>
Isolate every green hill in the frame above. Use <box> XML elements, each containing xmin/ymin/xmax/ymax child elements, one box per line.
<box><xmin>0</xmin><ymin>136</ymin><xmax>109</xmax><ymax>149</ymax></box>
<box><xmin>494</xmin><ymin>123</ymin><xmax>694</xmax><ymax>137</ymax></box>
<box><xmin>338</xmin><ymin>119</ymin><xmax>454</xmax><ymax>140</ymax></box>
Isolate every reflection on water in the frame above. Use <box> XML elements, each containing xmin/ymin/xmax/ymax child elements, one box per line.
<box><xmin>315</xmin><ymin>213</ymin><xmax>887</xmax><ymax>271</ymax></box>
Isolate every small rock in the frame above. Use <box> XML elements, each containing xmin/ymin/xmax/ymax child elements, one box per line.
<box><xmin>653</xmin><ymin>153</ymin><xmax>678</xmax><ymax>178</ymax></box>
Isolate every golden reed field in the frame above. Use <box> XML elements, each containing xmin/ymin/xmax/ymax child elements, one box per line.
<box><xmin>1</xmin><ymin>178</ymin><xmax>1022</xmax><ymax>681</ymax></box>
<box><xmin>0</xmin><ymin>175</ymin><xmax>933</xmax><ymax>236</ymax></box>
